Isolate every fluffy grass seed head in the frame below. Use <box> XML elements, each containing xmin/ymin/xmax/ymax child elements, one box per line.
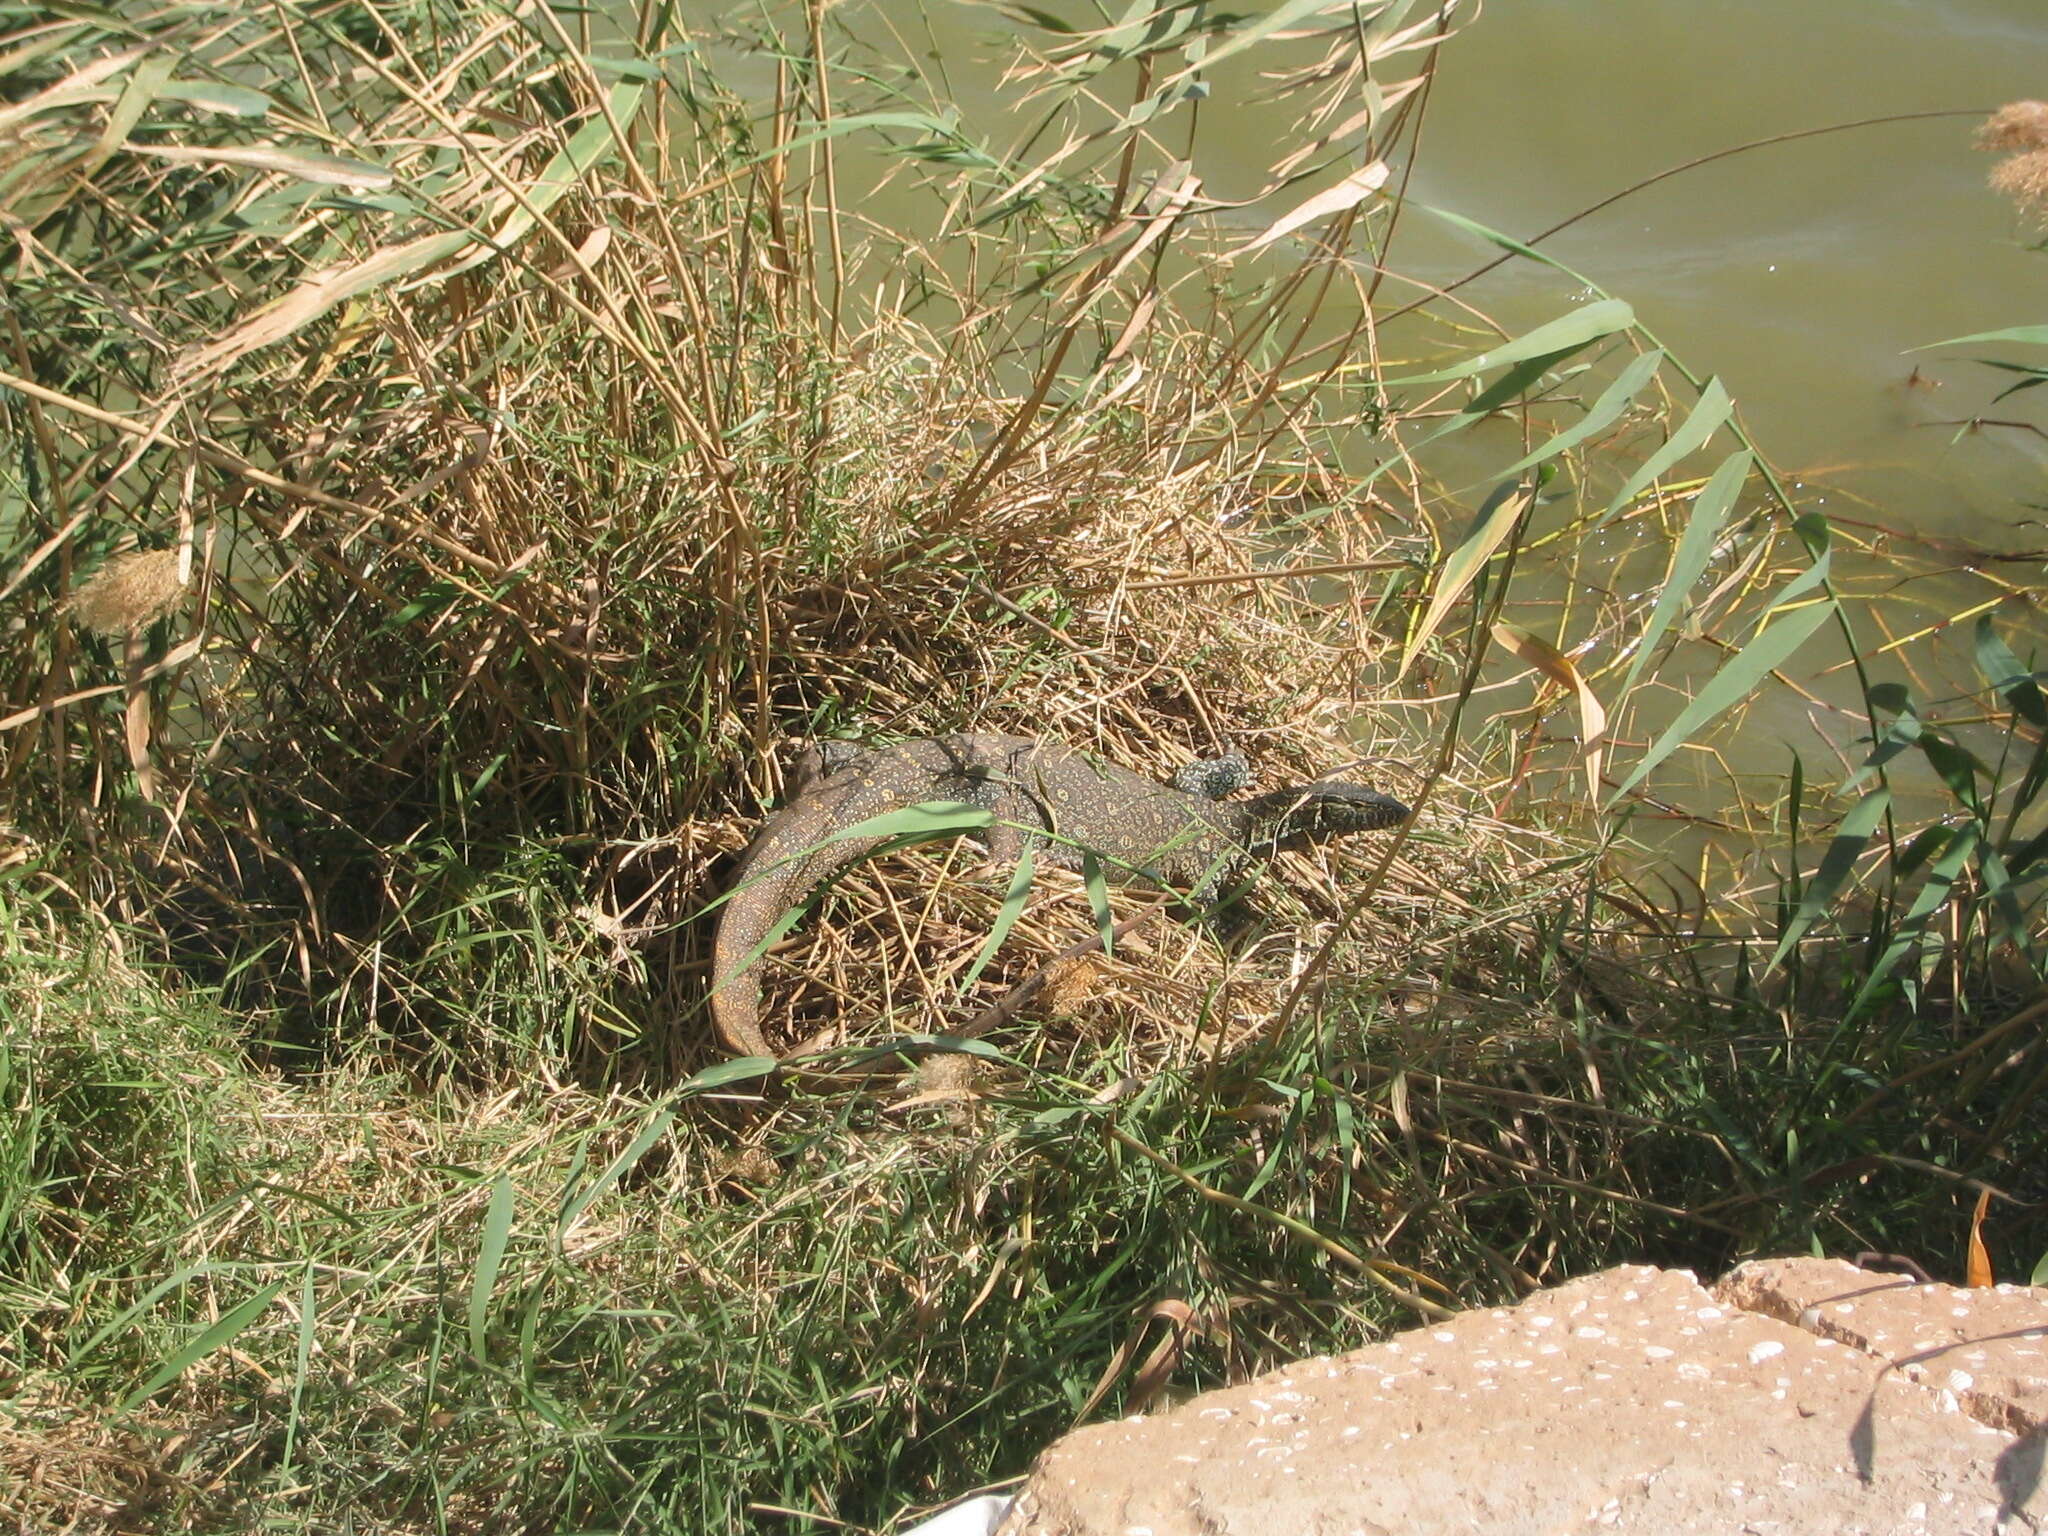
<box><xmin>1989</xmin><ymin>147</ymin><xmax>2048</xmax><ymax>225</ymax></box>
<box><xmin>1976</xmin><ymin>100</ymin><xmax>2048</xmax><ymax>152</ymax></box>
<box><xmin>67</xmin><ymin>547</ymin><xmax>187</xmax><ymax>637</ymax></box>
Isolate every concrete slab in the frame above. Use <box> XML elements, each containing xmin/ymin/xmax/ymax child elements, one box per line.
<box><xmin>997</xmin><ymin>1263</ymin><xmax>2048</xmax><ymax>1535</ymax></box>
<box><xmin>1719</xmin><ymin>1256</ymin><xmax>2048</xmax><ymax>1435</ymax></box>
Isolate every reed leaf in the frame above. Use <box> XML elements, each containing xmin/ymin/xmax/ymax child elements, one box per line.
<box><xmin>1766</xmin><ymin>788</ymin><xmax>1890</xmax><ymax>973</ymax></box>
<box><xmin>122</xmin><ymin>1274</ymin><xmax>291</xmax><ymax>1410</ymax></box>
<box><xmin>469</xmin><ymin>1174</ymin><xmax>516</xmax><ymax>1361</ymax></box>
<box><xmin>1618</xmin><ymin>449</ymin><xmax>1752</xmax><ymax>703</ymax></box>
<box><xmin>1382</xmin><ymin>299</ymin><xmax>1635</xmax><ymax>385</ymax></box>
<box><xmin>1608</xmin><ymin>589</ymin><xmax>1835</xmax><ymax>805</ymax></box>
<box><xmin>1599</xmin><ymin>377</ymin><xmax>1735</xmax><ymax>525</ymax></box>
<box><xmin>1400</xmin><ymin>479</ymin><xmax>1533</xmax><ymax>678</ymax></box>
<box><xmin>1495</xmin><ymin>346</ymin><xmax>1664</xmax><ymax>478</ymax></box>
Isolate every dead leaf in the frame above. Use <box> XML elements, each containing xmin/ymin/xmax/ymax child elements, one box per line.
<box><xmin>1236</xmin><ymin>160</ymin><xmax>1389</xmax><ymax>256</ymax></box>
<box><xmin>1490</xmin><ymin>620</ymin><xmax>1608</xmax><ymax>801</ymax></box>
<box><xmin>175</xmin><ymin>230</ymin><xmax>469</xmax><ymax>381</ymax></box>
<box><xmin>122</xmin><ymin>631</ymin><xmax>154</xmax><ymax>803</ymax></box>
<box><xmin>131</xmin><ymin>142</ymin><xmax>392</xmax><ymax>187</ymax></box>
<box><xmin>1967</xmin><ymin>1188</ymin><xmax>1994</xmax><ymax>1288</ymax></box>
<box><xmin>1076</xmin><ymin>1300</ymin><xmax>1208</xmax><ymax>1423</ymax></box>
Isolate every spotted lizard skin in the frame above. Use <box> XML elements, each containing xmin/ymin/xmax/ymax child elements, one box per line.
<box><xmin>708</xmin><ymin>733</ymin><xmax>1408</xmax><ymax>1060</ymax></box>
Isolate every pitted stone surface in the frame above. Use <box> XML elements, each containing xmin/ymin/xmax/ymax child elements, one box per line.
<box><xmin>1717</xmin><ymin>1255</ymin><xmax>2048</xmax><ymax>1435</ymax></box>
<box><xmin>997</xmin><ymin>1263</ymin><xmax>2048</xmax><ymax>1535</ymax></box>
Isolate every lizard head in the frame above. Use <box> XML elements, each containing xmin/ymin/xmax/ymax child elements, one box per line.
<box><xmin>1240</xmin><ymin>780</ymin><xmax>1409</xmax><ymax>854</ymax></box>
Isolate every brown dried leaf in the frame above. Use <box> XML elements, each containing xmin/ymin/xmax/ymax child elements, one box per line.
<box><xmin>129</xmin><ymin>142</ymin><xmax>391</xmax><ymax>187</ymax></box>
<box><xmin>174</xmin><ymin>230</ymin><xmax>469</xmax><ymax>382</ymax></box>
<box><xmin>1076</xmin><ymin>1300</ymin><xmax>1204</xmax><ymax>1423</ymax></box>
<box><xmin>1490</xmin><ymin>620</ymin><xmax>1608</xmax><ymax>802</ymax></box>
<box><xmin>122</xmin><ymin>632</ymin><xmax>154</xmax><ymax>803</ymax></box>
<box><xmin>1966</xmin><ymin>1188</ymin><xmax>1994</xmax><ymax>1288</ymax></box>
<box><xmin>1235</xmin><ymin>160</ymin><xmax>1389</xmax><ymax>256</ymax></box>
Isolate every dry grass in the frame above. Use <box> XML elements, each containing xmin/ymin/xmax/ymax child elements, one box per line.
<box><xmin>1977</xmin><ymin>101</ymin><xmax>2048</xmax><ymax>222</ymax></box>
<box><xmin>1975</xmin><ymin>99</ymin><xmax>2048</xmax><ymax>152</ymax></box>
<box><xmin>0</xmin><ymin>825</ymin><xmax>1689</xmax><ymax>1536</ymax></box>
<box><xmin>64</xmin><ymin>548</ymin><xmax>189</xmax><ymax>639</ymax></box>
<box><xmin>0</xmin><ymin>0</ymin><xmax>1451</xmax><ymax>1072</ymax></box>
<box><xmin>3</xmin><ymin>6</ymin><xmax>2044</xmax><ymax>1532</ymax></box>
<box><xmin>1989</xmin><ymin>147</ymin><xmax>2048</xmax><ymax>225</ymax></box>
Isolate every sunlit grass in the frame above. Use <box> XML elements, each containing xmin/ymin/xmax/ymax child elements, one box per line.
<box><xmin>0</xmin><ymin>2</ymin><xmax>2042</xmax><ymax>1532</ymax></box>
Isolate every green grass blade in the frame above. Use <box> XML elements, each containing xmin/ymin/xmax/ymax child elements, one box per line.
<box><xmin>680</xmin><ymin>1056</ymin><xmax>780</xmax><ymax>1087</ymax></box>
<box><xmin>1080</xmin><ymin>851</ymin><xmax>1115</xmax><ymax>958</ymax></box>
<box><xmin>1618</xmin><ymin>449</ymin><xmax>1751</xmax><ymax>702</ymax></box>
<box><xmin>557</xmin><ymin>1105</ymin><xmax>675</xmax><ymax>1243</ymax></box>
<box><xmin>698</xmin><ymin>802</ymin><xmax>994</xmax><ymax>923</ymax></box>
<box><xmin>1847</xmin><ymin>824</ymin><xmax>1978</xmax><ymax>1019</ymax></box>
<box><xmin>70</xmin><ymin>1263</ymin><xmax>210</xmax><ymax>1366</ymax></box>
<box><xmin>810</xmin><ymin>801</ymin><xmax>994</xmax><ymax>848</ymax></box>
<box><xmin>469</xmin><ymin>1174</ymin><xmax>516</xmax><ymax>1361</ymax></box>
<box><xmin>1330</xmin><ymin>1092</ymin><xmax>1357</xmax><ymax>1223</ymax></box>
<box><xmin>281</xmin><ymin>1263</ymin><xmax>316</xmax><ymax>1470</ymax></box>
<box><xmin>962</xmin><ymin>841</ymin><xmax>1035</xmax><ymax>990</ymax></box>
<box><xmin>1608</xmin><ymin>592</ymin><xmax>1836</xmax><ymax>806</ymax></box>
<box><xmin>1600</xmin><ymin>378</ymin><xmax>1734</xmax><ymax>525</ymax></box>
<box><xmin>704</xmin><ymin>801</ymin><xmax>999</xmax><ymax>1005</ymax></box>
<box><xmin>1239</xmin><ymin>1117</ymin><xmax>1294</xmax><ymax>1201</ymax></box>
<box><xmin>1766</xmin><ymin>788</ymin><xmax>1890</xmax><ymax>973</ymax></box>
<box><xmin>122</xmin><ymin>1274</ymin><xmax>291</xmax><ymax>1409</ymax></box>
<box><xmin>1381</xmin><ymin>299</ymin><xmax>1634</xmax><ymax>386</ymax></box>
<box><xmin>1496</xmin><ymin>347</ymin><xmax>1665</xmax><ymax>477</ymax></box>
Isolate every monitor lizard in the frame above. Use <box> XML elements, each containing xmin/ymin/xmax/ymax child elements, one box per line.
<box><xmin>708</xmin><ymin>733</ymin><xmax>1409</xmax><ymax>1061</ymax></box>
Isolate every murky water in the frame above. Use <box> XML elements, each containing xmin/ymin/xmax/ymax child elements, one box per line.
<box><xmin>1408</xmin><ymin>0</ymin><xmax>2048</xmax><ymax>500</ymax></box>
<box><xmin>1391</xmin><ymin>0</ymin><xmax>2048</xmax><ymax>840</ymax></box>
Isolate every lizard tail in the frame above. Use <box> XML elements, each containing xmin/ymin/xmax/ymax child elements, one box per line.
<box><xmin>708</xmin><ymin>792</ymin><xmax>917</xmax><ymax>1060</ymax></box>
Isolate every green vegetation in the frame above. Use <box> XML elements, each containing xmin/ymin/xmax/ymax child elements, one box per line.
<box><xmin>1</xmin><ymin>2</ymin><xmax>2041</xmax><ymax>1530</ymax></box>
